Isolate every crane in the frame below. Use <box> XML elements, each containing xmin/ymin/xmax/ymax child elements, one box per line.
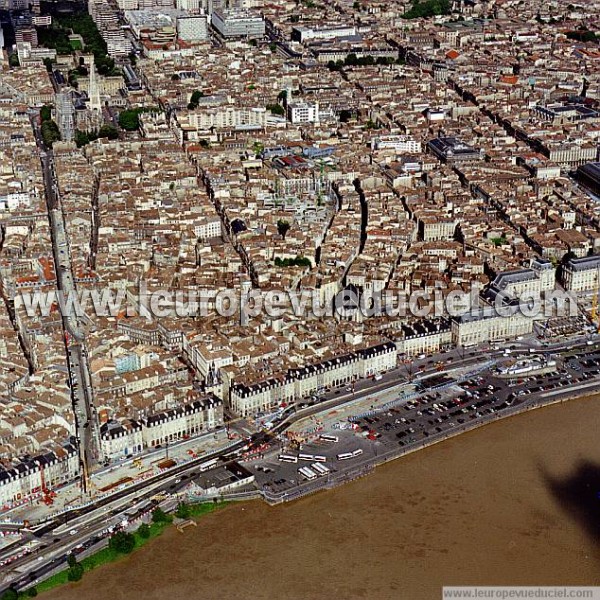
<box><xmin>591</xmin><ymin>278</ymin><xmax>600</xmax><ymax>333</ymax></box>
<box><xmin>40</xmin><ymin>467</ymin><xmax>56</xmax><ymax>506</ymax></box>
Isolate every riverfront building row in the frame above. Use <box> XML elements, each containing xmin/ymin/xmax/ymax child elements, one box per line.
<box><xmin>99</xmin><ymin>394</ymin><xmax>224</xmax><ymax>460</ymax></box>
<box><xmin>0</xmin><ymin>445</ymin><xmax>79</xmax><ymax>509</ymax></box>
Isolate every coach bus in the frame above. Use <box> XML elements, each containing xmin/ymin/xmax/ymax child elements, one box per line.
<box><xmin>199</xmin><ymin>458</ymin><xmax>219</xmax><ymax>472</ymax></box>
<box><xmin>278</xmin><ymin>454</ymin><xmax>298</xmax><ymax>463</ymax></box>
<box><xmin>298</xmin><ymin>466</ymin><xmax>317</xmax><ymax>480</ymax></box>
<box><xmin>319</xmin><ymin>434</ymin><xmax>339</xmax><ymax>443</ymax></box>
<box><xmin>298</xmin><ymin>453</ymin><xmax>314</xmax><ymax>461</ymax></box>
<box><xmin>311</xmin><ymin>463</ymin><xmax>329</xmax><ymax>476</ymax></box>
<box><xmin>337</xmin><ymin>452</ymin><xmax>353</xmax><ymax>460</ymax></box>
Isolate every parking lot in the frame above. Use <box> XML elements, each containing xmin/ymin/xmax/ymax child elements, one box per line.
<box><xmin>248</xmin><ymin>344</ymin><xmax>600</xmax><ymax>501</ymax></box>
<box><xmin>251</xmin><ymin>431</ymin><xmax>375</xmax><ymax>496</ymax></box>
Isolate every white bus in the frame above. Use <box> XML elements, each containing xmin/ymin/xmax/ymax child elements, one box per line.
<box><xmin>298</xmin><ymin>466</ymin><xmax>317</xmax><ymax>480</ymax></box>
<box><xmin>298</xmin><ymin>453</ymin><xmax>314</xmax><ymax>461</ymax></box>
<box><xmin>312</xmin><ymin>455</ymin><xmax>327</xmax><ymax>462</ymax></box>
<box><xmin>337</xmin><ymin>452</ymin><xmax>354</xmax><ymax>461</ymax></box>
<box><xmin>352</xmin><ymin>449</ymin><xmax>363</xmax><ymax>458</ymax></box>
<box><xmin>199</xmin><ymin>458</ymin><xmax>219</xmax><ymax>472</ymax></box>
<box><xmin>311</xmin><ymin>463</ymin><xmax>329</xmax><ymax>476</ymax></box>
<box><xmin>319</xmin><ymin>434</ymin><xmax>339</xmax><ymax>443</ymax></box>
<box><xmin>278</xmin><ymin>454</ymin><xmax>298</xmax><ymax>463</ymax></box>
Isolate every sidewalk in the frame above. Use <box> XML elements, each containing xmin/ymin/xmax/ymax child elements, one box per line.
<box><xmin>4</xmin><ymin>429</ymin><xmax>233</xmax><ymax>523</ymax></box>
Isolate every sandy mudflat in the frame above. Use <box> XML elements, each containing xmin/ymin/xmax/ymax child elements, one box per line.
<box><xmin>43</xmin><ymin>396</ymin><xmax>600</xmax><ymax>600</ymax></box>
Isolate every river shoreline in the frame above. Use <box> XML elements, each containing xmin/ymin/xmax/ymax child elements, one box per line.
<box><xmin>263</xmin><ymin>387</ymin><xmax>600</xmax><ymax>505</ymax></box>
<box><xmin>39</xmin><ymin>393</ymin><xmax>600</xmax><ymax>600</ymax></box>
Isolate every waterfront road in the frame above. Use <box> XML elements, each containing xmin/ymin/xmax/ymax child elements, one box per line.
<box><xmin>3</xmin><ymin>337</ymin><xmax>600</xmax><ymax>593</ymax></box>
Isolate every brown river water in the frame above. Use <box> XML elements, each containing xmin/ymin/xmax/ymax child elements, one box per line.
<box><xmin>43</xmin><ymin>396</ymin><xmax>600</xmax><ymax>600</ymax></box>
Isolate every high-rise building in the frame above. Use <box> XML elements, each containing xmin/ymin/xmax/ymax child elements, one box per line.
<box><xmin>287</xmin><ymin>101</ymin><xmax>319</xmax><ymax>124</ymax></box>
<box><xmin>89</xmin><ymin>0</ymin><xmax>131</xmax><ymax>56</ymax></box>
<box><xmin>13</xmin><ymin>13</ymin><xmax>38</xmax><ymax>46</ymax></box>
<box><xmin>55</xmin><ymin>92</ymin><xmax>75</xmax><ymax>143</ymax></box>
<box><xmin>210</xmin><ymin>9</ymin><xmax>264</xmax><ymax>38</ymax></box>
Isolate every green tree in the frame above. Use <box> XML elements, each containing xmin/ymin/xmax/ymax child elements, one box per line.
<box><xmin>68</xmin><ymin>70</ymin><xmax>79</xmax><ymax>88</ymax></box>
<box><xmin>27</xmin><ymin>587</ymin><xmax>38</xmax><ymax>597</ymax></box>
<box><xmin>43</xmin><ymin>57</ymin><xmax>53</xmax><ymax>72</ymax></box>
<box><xmin>266</xmin><ymin>103</ymin><xmax>285</xmax><ymax>116</ymax></box>
<box><xmin>345</xmin><ymin>53</ymin><xmax>358</xmax><ymax>66</ymax></box>
<box><xmin>1</xmin><ymin>588</ymin><xmax>18</xmax><ymax>600</ymax></box>
<box><xmin>75</xmin><ymin>130</ymin><xmax>91</xmax><ymax>147</ymax></box>
<box><xmin>152</xmin><ymin>507</ymin><xmax>168</xmax><ymax>523</ymax></box>
<box><xmin>98</xmin><ymin>124</ymin><xmax>119</xmax><ymax>140</ymax></box>
<box><xmin>67</xmin><ymin>563</ymin><xmax>84</xmax><ymax>582</ymax></box>
<box><xmin>8</xmin><ymin>53</ymin><xmax>19</xmax><ymax>67</ymax></box>
<box><xmin>274</xmin><ymin>256</ymin><xmax>311</xmax><ymax>268</ymax></box>
<box><xmin>41</xmin><ymin>120</ymin><xmax>61</xmax><ymax>147</ymax></box>
<box><xmin>108</xmin><ymin>531</ymin><xmax>135</xmax><ymax>554</ymax></box>
<box><xmin>269</xmin><ymin>43</ymin><xmax>277</xmax><ymax>52</ymax></box>
<box><xmin>277</xmin><ymin>219</ymin><xmax>291</xmax><ymax>239</ymax></box>
<box><xmin>67</xmin><ymin>553</ymin><xmax>78</xmax><ymax>568</ymax></box>
<box><xmin>357</xmin><ymin>55</ymin><xmax>375</xmax><ymax>66</ymax></box>
<box><xmin>190</xmin><ymin>90</ymin><xmax>204</xmax><ymax>104</ymax></box>
<box><xmin>490</xmin><ymin>236</ymin><xmax>507</xmax><ymax>247</ymax></box>
<box><xmin>175</xmin><ymin>502</ymin><xmax>190</xmax><ymax>519</ymax></box>
<box><xmin>137</xmin><ymin>523</ymin><xmax>151</xmax><ymax>538</ymax></box>
<box><xmin>403</xmin><ymin>0</ymin><xmax>450</xmax><ymax>19</ymax></box>
<box><xmin>118</xmin><ymin>109</ymin><xmax>141</xmax><ymax>131</ymax></box>
<box><xmin>566</xmin><ymin>30</ymin><xmax>598</xmax><ymax>42</ymax></box>
<box><xmin>40</xmin><ymin>105</ymin><xmax>52</xmax><ymax>122</ymax></box>
<box><xmin>252</xmin><ymin>141</ymin><xmax>263</xmax><ymax>156</ymax></box>
<box><xmin>188</xmin><ymin>90</ymin><xmax>205</xmax><ymax>110</ymax></box>
<box><xmin>171</xmin><ymin>73</ymin><xmax>180</xmax><ymax>81</ymax></box>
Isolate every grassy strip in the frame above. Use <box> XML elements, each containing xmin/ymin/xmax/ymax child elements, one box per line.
<box><xmin>36</xmin><ymin>571</ymin><xmax>70</xmax><ymax>594</ymax></box>
<box><xmin>34</xmin><ymin>502</ymin><xmax>227</xmax><ymax>596</ymax></box>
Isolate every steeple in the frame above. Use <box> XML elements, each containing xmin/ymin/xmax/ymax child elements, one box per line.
<box><xmin>88</xmin><ymin>55</ymin><xmax>102</xmax><ymax>112</ymax></box>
